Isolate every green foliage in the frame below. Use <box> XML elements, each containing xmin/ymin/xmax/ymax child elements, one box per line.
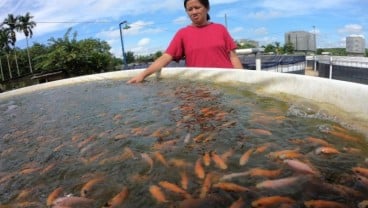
<box><xmin>35</xmin><ymin>28</ymin><xmax>115</xmax><ymax>76</ymax></box>
<box><xmin>317</xmin><ymin>48</ymin><xmax>347</xmax><ymax>56</ymax></box>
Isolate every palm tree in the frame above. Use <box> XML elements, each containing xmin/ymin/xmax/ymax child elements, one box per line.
<box><xmin>4</xmin><ymin>14</ymin><xmax>20</xmax><ymax>76</ymax></box>
<box><xmin>0</xmin><ymin>27</ymin><xmax>14</xmax><ymax>79</ymax></box>
<box><xmin>17</xmin><ymin>12</ymin><xmax>36</xmax><ymax>74</ymax></box>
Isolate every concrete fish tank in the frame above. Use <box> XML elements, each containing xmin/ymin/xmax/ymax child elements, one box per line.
<box><xmin>0</xmin><ymin>68</ymin><xmax>368</xmax><ymax>208</ymax></box>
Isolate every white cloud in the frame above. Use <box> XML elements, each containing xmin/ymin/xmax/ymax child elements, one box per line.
<box><xmin>338</xmin><ymin>24</ymin><xmax>364</xmax><ymax>35</ymax></box>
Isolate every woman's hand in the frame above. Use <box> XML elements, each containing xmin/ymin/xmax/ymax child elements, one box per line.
<box><xmin>127</xmin><ymin>73</ymin><xmax>146</xmax><ymax>83</ymax></box>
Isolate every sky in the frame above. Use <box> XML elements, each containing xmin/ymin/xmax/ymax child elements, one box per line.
<box><xmin>1</xmin><ymin>0</ymin><xmax>368</xmax><ymax>58</ymax></box>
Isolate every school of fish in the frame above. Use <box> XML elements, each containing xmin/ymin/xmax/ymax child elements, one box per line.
<box><xmin>0</xmin><ymin>81</ymin><xmax>368</xmax><ymax>208</ymax></box>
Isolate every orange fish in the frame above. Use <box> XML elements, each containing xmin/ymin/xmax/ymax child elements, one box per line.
<box><xmin>211</xmin><ymin>152</ymin><xmax>227</xmax><ymax>170</ymax></box>
<box><xmin>304</xmin><ymin>200</ymin><xmax>348</xmax><ymax>208</ymax></box>
<box><xmin>46</xmin><ymin>187</ymin><xmax>64</xmax><ymax>206</ymax></box>
<box><xmin>267</xmin><ymin>149</ymin><xmax>300</xmax><ymax>160</ymax></box>
<box><xmin>221</xmin><ymin>148</ymin><xmax>235</xmax><ymax>162</ymax></box>
<box><xmin>352</xmin><ymin>167</ymin><xmax>368</xmax><ymax>178</ymax></box>
<box><xmin>239</xmin><ymin>148</ymin><xmax>254</xmax><ymax>166</ymax></box>
<box><xmin>247</xmin><ymin>168</ymin><xmax>282</xmax><ymax>178</ymax></box>
<box><xmin>80</xmin><ymin>176</ymin><xmax>106</xmax><ymax>197</ymax></box>
<box><xmin>256</xmin><ymin>176</ymin><xmax>300</xmax><ymax>189</ymax></box>
<box><xmin>251</xmin><ymin>196</ymin><xmax>295</xmax><ymax>208</ymax></box>
<box><xmin>212</xmin><ymin>182</ymin><xmax>249</xmax><ymax>192</ymax></box>
<box><xmin>103</xmin><ymin>187</ymin><xmax>129</xmax><ymax>208</ymax></box>
<box><xmin>169</xmin><ymin>159</ymin><xmax>192</xmax><ymax>168</ymax></box>
<box><xmin>199</xmin><ymin>173</ymin><xmax>212</xmax><ymax>199</ymax></box>
<box><xmin>203</xmin><ymin>152</ymin><xmax>211</xmax><ymax>166</ymax></box>
<box><xmin>154</xmin><ymin>151</ymin><xmax>169</xmax><ymax>168</ymax></box>
<box><xmin>328</xmin><ymin>130</ymin><xmax>359</xmax><ymax>142</ymax></box>
<box><xmin>249</xmin><ymin>128</ymin><xmax>273</xmax><ymax>136</ymax></box>
<box><xmin>195</xmin><ymin>158</ymin><xmax>205</xmax><ymax>179</ymax></box>
<box><xmin>159</xmin><ymin>181</ymin><xmax>191</xmax><ymax>199</ymax></box>
<box><xmin>149</xmin><ymin>185</ymin><xmax>167</xmax><ymax>203</ymax></box>
<box><xmin>180</xmin><ymin>171</ymin><xmax>189</xmax><ymax>190</ymax></box>
<box><xmin>315</xmin><ymin>146</ymin><xmax>340</xmax><ymax>155</ymax></box>
<box><xmin>254</xmin><ymin>143</ymin><xmax>272</xmax><ymax>154</ymax></box>
<box><xmin>305</xmin><ymin>136</ymin><xmax>331</xmax><ymax>147</ymax></box>
<box><xmin>229</xmin><ymin>197</ymin><xmax>246</xmax><ymax>208</ymax></box>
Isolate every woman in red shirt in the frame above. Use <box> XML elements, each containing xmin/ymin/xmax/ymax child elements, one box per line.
<box><xmin>128</xmin><ymin>0</ymin><xmax>243</xmax><ymax>83</ymax></box>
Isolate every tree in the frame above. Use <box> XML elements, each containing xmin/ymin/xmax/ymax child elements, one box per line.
<box><xmin>17</xmin><ymin>12</ymin><xmax>36</xmax><ymax>74</ymax></box>
<box><xmin>35</xmin><ymin>28</ymin><xmax>115</xmax><ymax>76</ymax></box>
<box><xmin>0</xmin><ymin>27</ymin><xmax>14</xmax><ymax>79</ymax></box>
<box><xmin>4</xmin><ymin>14</ymin><xmax>20</xmax><ymax>76</ymax></box>
<box><xmin>283</xmin><ymin>42</ymin><xmax>294</xmax><ymax>54</ymax></box>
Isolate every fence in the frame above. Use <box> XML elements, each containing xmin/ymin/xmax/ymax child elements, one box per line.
<box><xmin>307</xmin><ymin>55</ymin><xmax>368</xmax><ymax>84</ymax></box>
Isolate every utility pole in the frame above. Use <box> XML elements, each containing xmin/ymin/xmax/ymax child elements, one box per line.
<box><xmin>119</xmin><ymin>21</ymin><xmax>128</xmax><ymax>69</ymax></box>
<box><xmin>224</xmin><ymin>14</ymin><xmax>228</xmax><ymax>29</ymax></box>
<box><xmin>313</xmin><ymin>25</ymin><xmax>317</xmax><ymax>71</ymax></box>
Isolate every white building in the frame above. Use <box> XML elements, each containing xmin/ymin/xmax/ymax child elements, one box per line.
<box><xmin>346</xmin><ymin>35</ymin><xmax>366</xmax><ymax>56</ymax></box>
<box><xmin>285</xmin><ymin>31</ymin><xmax>316</xmax><ymax>52</ymax></box>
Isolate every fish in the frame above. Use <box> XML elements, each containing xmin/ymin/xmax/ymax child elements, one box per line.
<box><xmin>169</xmin><ymin>159</ymin><xmax>192</xmax><ymax>168</ymax></box>
<box><xmin>52</xmin><ymin>196</ymin><xmax>95</xmax><ymax>208</ymax></box>
<box><xmin>256</xmin><ymin>176</ymin><xmax>300</xmax><ymax>189</ymax></box>
<box><xmin>304</xmin><ymin>200</ymin><xmax>349</xmax><ymax>208</ymax></box>
<box><xmin>203</xmin><ymin>152</ymin><xmax>211</xmax><ymax>166</ymax></box>
<box><xmin>46</xmin><ymin>187</ymin><xmax>64</xmax><ymax>206</ymax></box>
<box><xmin>249</xmin><ymin>128</ymin><xmax>273</xmax><ymax>136</ymax></box>
<box><xmin>221</xmin><ymin>148</ymin><xmax>235</xmax><ymax>162</ymax></box>
<box><xmin>141</xmin><ymin>153</ymin><xmax>154</xmax><ymax>173</ymax></box>
<box><xmin>356</xmin><ymin>174</ymin><xmax>368</xmax><ymax>187</ymax></box>
<box><xmin>328</xmin><ymin>130</ymin><xmax>359</xmax><ymax>142</ymax></box>
<box><xmin>200</xmin><ymin>173</ymin><xmax>213</xmax><ymax>199</ymax></box>
<box><xmin>305</xmin><ymin>136</ymin><xmax>331</xmax><ymax>147</ymax></box>
<box><xmin>154</xmin><ymin>151</ymin><xmax>169</xmax><ymax>168</ymax></box>
<box><xmin>195</xmin><ymin>158</ymin><xmax>205</xmax><ymax>179</ymax></box>
<box><xmin>267</xmin><ymin>149</ymin><xmax>300</xmax><ymax>160</ymax></box>
<box><xmin>315</xmin><ymin>146</ymin><xmax>340</xmax><ymax>155</ymax></box>
<box><xmin>254</xmin><ymin>143</ymin><xmax>272</xmax><ymax>154</ymax></box>
<box><xmin>283</xmin><ymin>159</ymin><xmax>319</xmax><ymax>175</ymax></box>
<box><xmin>220</xmin><ymin>171</ymin><xmax>250</xmax><ymax>181</ymax></box>
<box><xmin>158</xmin><ymin>180</ymin><xmax>192</xmax><ymax>199</ymax></box>
<box><xmin>352</xmin><ymin>166</ymin><xmax>368</xmax><ymax>178</ymax></box>
<box><xmin>239</xmin><ymin>148</ymin><xmax>254</xmax><ymax>166</ymax></box>
<box><xmin>358</xmin><ymin>200</ymin><xmax>368</xmax><ymax>208</ymax></box>
<box><xmin>212</xmin><ymin>182</ymin><xmax>249</xmax><ymax>192</ymax></box>
<box><xmin>247</xmin><ymin>168</ymin><xmax>282</xmax><ymax>178</ymax></box>
<box><xmin>251</xmin><ymin>196</ymin><xmax>295</xmax><ymax>208</ymax></box>
<box><xmin>102</xmin><ymin>187</ymin><xmax>129</xmax><ymax>208</ymax></box>
<box><xmin>149</xmin><ymin>185</ymin><xmax>167</xmax><ymax>203</ymax></box>
<box><xmin>80</xmin><ymin>176</ymin><xmax>106</xmax><ymax>198</ymax></box>
<box><xmin>180</xmin><ymin>171</ymin><xmax>189</xmax><ymax>190</ymax></box>
<box><xmin>229</xmin><ymin>197</ymin><xmax>246</xmax><ymax>208</ymax></box>
<box><xmin>211</xmin><ymin>152</ymin><xmax>228</xmax><ymax>170</ymax></box>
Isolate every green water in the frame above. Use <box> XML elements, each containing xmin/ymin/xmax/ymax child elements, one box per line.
<box><xmin>0</xmin><ymin>79</ymin><xmax>367</xmax><ymax>207</ymax></box>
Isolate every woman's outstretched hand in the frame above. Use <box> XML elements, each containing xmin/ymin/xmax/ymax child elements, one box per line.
<box><xmin>127</xmin><ymin>74</ymin><xmax>145</xmax><ymax>84</ymax></box>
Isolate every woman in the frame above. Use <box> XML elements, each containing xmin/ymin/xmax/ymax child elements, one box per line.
<box><xmin>127</xmin><ymin>0</ymin><xmax>243</xmax><ymax>83</ymax></box>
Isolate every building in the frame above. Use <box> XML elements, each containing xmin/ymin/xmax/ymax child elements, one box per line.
<box><xmin>346</xmin><ymin>35</ymin><xmax>366</xmax><ymax>56</ymax></box>
<box><xmin>285</xmin><ymin>31</ymin><xmax>316</xmax><ymax>53</ymax></box>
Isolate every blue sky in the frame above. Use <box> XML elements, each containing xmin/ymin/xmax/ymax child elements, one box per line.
<box><xmin>1</xmin><ymin>0</ymin><xmax>368</xmax><ymax>58</ymax></box>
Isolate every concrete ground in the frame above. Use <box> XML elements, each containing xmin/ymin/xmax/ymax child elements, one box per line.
<box><xmin>305</xmin><ymin>67</ymin><xmax>319</xmax><ymax>76</ymax></box>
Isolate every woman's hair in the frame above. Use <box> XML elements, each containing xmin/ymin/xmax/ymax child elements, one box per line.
<box><xmin>184</xmin><ymin>0</ymin><xmax>210</xmax><ymax>20</ymax></box>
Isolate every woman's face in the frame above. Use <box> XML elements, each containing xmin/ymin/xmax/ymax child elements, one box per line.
<box><xmin>185</xmin><ymin>0</ymin><xmax>208</xmax><ymax>26</ymax></box>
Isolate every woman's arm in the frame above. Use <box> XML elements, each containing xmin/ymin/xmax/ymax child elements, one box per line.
<box><xmin>229</xmin><ymin>50</ymin><xmax>243</xmax><ymax>69</ymax></box>
<box><xmin>127</xmin><ymin>53</ymin><xmax>173</xmax><ymax>83</ymax></box>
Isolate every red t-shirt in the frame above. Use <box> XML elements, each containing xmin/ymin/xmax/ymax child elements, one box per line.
<box><xmin>165</xmin><ymin>23</ymin><xmax>237</xmax><ymax>68</ymax></box>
